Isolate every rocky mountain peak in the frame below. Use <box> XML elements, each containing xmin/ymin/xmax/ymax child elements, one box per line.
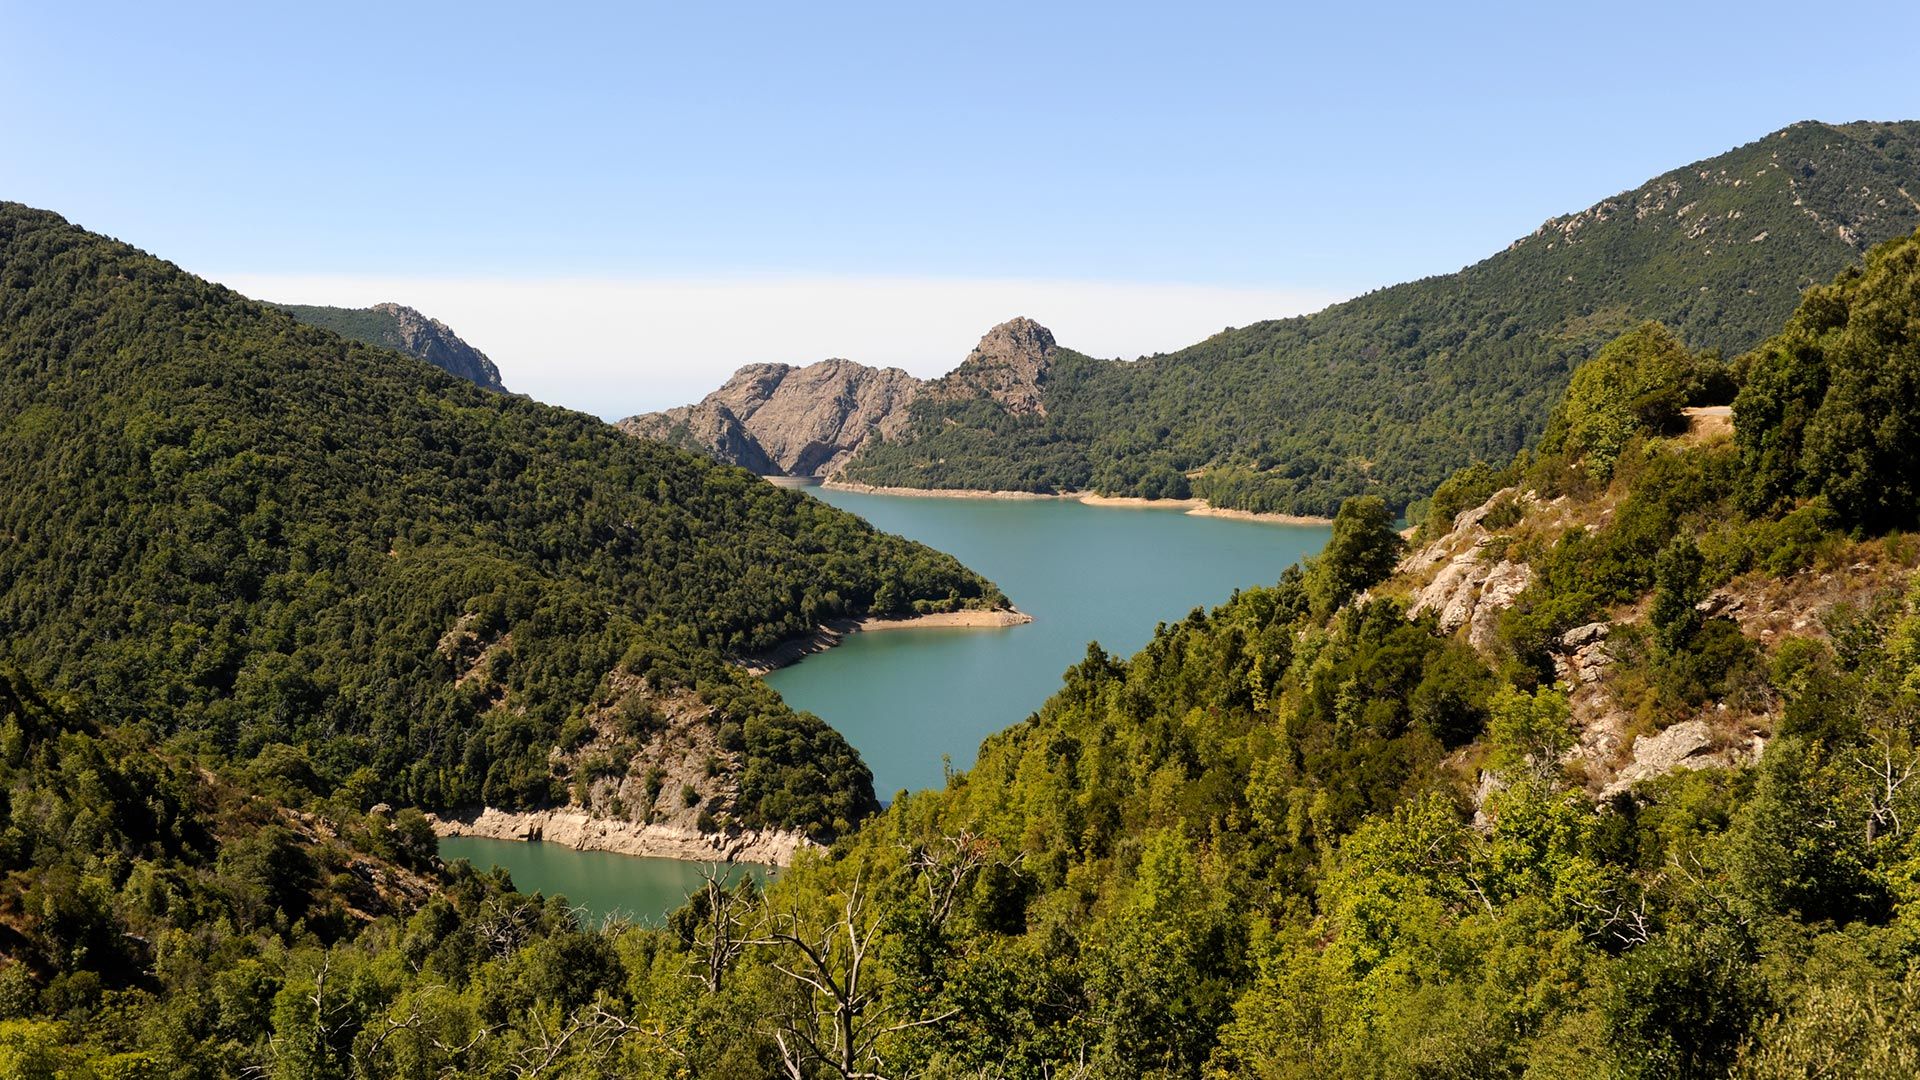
<box><xmin>941</xmin><ymin>316</ymin><xmax>1058</xmax><ymax>416</ymax></box>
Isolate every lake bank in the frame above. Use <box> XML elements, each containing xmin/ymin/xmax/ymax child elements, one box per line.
<box><xmin>428</xmin><ymin>806</ymin><xmax>813</xmax><ymax>866</ymax></box>
<box><xmin>739</xmin><ymin>606</ymin><xmax>1032</xmax><ymax>675</ymax></box>
<box><xmin>819</xmin><ymin>479</ymin><xmax>1332</xmax><ymax>525</ymax></box>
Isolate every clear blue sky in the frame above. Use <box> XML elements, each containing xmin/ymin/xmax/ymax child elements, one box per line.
<box><xmin>4</xmin><ymin>1</ymin><xmax>1918</xmax><ymax>415</ymax></box>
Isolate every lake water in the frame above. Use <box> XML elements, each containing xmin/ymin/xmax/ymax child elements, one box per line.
<box><xmin>437</xmin><ymin>835</ymin><xmax>769</xmax><ymax>926</ymax></box>
<box><xmin>440</xmin><ymin>488</ymin><xmax>1329</xmax><ymax>919</ymax></box>
<box><xmin>766</xmin><ymin>488</ymin><xmax>1331</xmax><ymax>798</ymax></box>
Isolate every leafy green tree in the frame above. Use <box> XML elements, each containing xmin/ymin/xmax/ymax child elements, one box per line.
<box><xmin>1650</xmin><ymin>534</ymin><xmax>1707</xmax><ymax>654</ymax></box>
<box><xmin>1487</xmin><ymin>685</ymin><xmax>1575</xmax><ymax>785</ymax></box>
<box><xmin>1737</xmin><ymin>231</ymin><xmax>1920</xmax><ymax>530</ymax></box>
<box><xmin>1547</xmin><ymin>321</ymin><xmax>1702</xmax><ymax>483</ymax></box>
<box><xmin>1305</xmin><ymin>496</ymin><xmax>1404</xmax><ymax>617</ymax></box>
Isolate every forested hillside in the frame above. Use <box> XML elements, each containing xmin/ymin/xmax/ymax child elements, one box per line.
<box><xmin>844</xmin><ymin>120</ymin><xmax>1920</xmax><ymax>517</ymax></box>
<box><xmin>0</xmin><ymin>202</ymin><xmax>1009</xmax><ymax>840</ymax></box>
<box><xmin>8</xmin><ymin>218</ymin><xmax>1920</xmax><ymax>1079</ymax></box>
<box><xmin>15</xmin><ymin>222</ymin><xmax>1915</xmax><ymax>1079</ymax></box>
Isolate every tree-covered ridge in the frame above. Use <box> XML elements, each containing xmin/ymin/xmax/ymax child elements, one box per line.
<box><xmin>843</xmin><ymin>120</ymin><xmax>1920</xmax><ymax>517</ymax></box>
<box><xmin>278</xmin><ymin>301</ymin><xmax>508</xmax><ymax>392</ymax></box>
<box><xmin>0</xmin><ymin>202</ymin><xmax>1008</xmax><ymax>836</ymax></box>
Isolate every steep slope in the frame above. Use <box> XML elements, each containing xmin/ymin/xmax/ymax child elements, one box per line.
<box><xmin>622</xmin><ymin>357</ymin><xmax>921</xmax><ymax>476</ymax></box>
<box><xmin>280</xmin><ymin>300</ymin><xmax>509</xmax><ymax>391</ymax></box>
<box><xmin>0</xmin><ymin>202</ymin><xmax>1012</xmax><ymax>843</ymax></box>
<box><xmin>843</xmin><ymin>120</ymin><xmax>1920</xmax><ymax>515</ymax></box>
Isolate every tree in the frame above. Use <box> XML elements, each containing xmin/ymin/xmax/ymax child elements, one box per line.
<box><xmin>1552</xmin><ymin>321</ymin><xmax>1702</xmax><ymax>483</ymax></box>
<box><xmin>1650</xmin><ymin>535</ymin><xmax>1707</xmax><ymax>654</ymax></box>
<box><xmin>1488</xmin><ymin>685</ymin><xmax>1575</xmax><ymax>786</ymax></box>
<box><xmin>1737</xmin><ymin>232</ymin><xmax>1920</xmax><ymax>530</ymax></box>
<box><xmin>1306</xmin><ymin>496</ymin><xmax>1404</xmax><ymax>617</ymax></box>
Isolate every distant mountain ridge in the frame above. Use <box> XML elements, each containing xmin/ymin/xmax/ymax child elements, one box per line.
<box><xmin>280</xmin><ymin>301</ymin><xmax>508</xmax><ymax>391</ymax></box>
<box><xmin>631</xmin><ymin>121</ymin><xmax>1920</xmax><ymax>514</ymax></box>
<box><xmin>620</xmin><ymin>315</ymin><xmax>1057</xmax><ymax>477</ymax></box>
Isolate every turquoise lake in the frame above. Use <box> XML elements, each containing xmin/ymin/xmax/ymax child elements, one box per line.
<box><xmin>441</xmin><ymin>488</ymin><xmax>1330</xmax><ymax>921</ymax></box>
<box><xmin>765</xmin><ymin>487</ymin><xmax>1331</xmax><ymax>798</ymax></box>
<box><xmin>437</xmin><ymin>835</ymin><xmax>769</xmax><ymax>926</ymax></box>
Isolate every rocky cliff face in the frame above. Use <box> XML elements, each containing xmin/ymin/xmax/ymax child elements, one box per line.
<box><xmin>620</xmin><ymin>317</ymin><xmax>1053</xmax><ymax>476</ymax></box>
<box><xmin>622</xmin><ymin>358</ymin><xmax>921</xmax><ymax>476</ymax></box>
<box><xmin>279</xmin><ymin>301</ymin><xmax>508</xmax><ymax>392</ymax></box>
<box><xmin>930</xmin><ymin>316</ymin><xmax>1058</xmax><ymax>416</ymax></box>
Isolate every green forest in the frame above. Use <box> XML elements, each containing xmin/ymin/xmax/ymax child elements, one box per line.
<box><xmin>5</xmin><ymin>203</ymin><xmax>1920</xmax><ymax>1076</ymax></box>
<box><xmin>844</xmin><ymin>120</ymin><xmax>1920</xmax><ymax>518</ymax></box>
<box><xmin>0</xmin><ymin>202</ymin><xmax>1011</xmax><ymax>838</ymax></box>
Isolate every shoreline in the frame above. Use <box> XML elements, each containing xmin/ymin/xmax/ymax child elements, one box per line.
<box><xmin>818</xmin><ymin>479</ymin><xmax>1332</xmax><ymax>525</ymax></box>
<box><xmin>429</xmin><ymin>806</ymin><xmax>813</xmax><ymax>866</ymax></box>
<box><xmin>740</xmin><ymin>606</ymin><xmax>1034</xmax><ymax>675</ymax></box>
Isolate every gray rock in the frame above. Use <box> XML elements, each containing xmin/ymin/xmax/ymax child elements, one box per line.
<box><xmin>622</xmin><ymin>317</ymin><xmax>1056</xmax><ymax>475</ymax></box>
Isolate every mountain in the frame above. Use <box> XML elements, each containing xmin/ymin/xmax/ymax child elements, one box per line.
<box><xmin>619</xmin><ymin>316</ymin><xmax>1060</xmax><ymax>479</ymax></box>
<box><xmin>622</xmin><ymin>358</ymin><xmax>921</xmax><ymax>476</ymax></box>
<box><xmin>834</xmin><ymin>120</ymin><xmax>1920</xmax><ymax>516</ymax></box>
<box><xmin>280</xmin><ymin>301</ymin><xmax>509</xmax><ymax>391</ymax></box>
<box><xmin>0</xmin><ymin>201</ymin><xmax>1013</xmax><ymax>847</ymax></box>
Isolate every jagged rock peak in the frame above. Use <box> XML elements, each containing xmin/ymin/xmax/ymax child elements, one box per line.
<box><xmin>943</xmin><ymin>316</ymin><xmax>1058</xmax><ymax>416</ymax></box>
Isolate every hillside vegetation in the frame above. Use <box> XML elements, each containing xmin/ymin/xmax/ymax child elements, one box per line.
<box><xmin>8</xmin><ymin>224</ymin><xmax>1920</xmax><ymax>1075</ymax></box>
<box><xmin>0</xmin><ymin>202</ymin><xmax>1009</xmax><ymax>839</ymax></box>
<box><xmin>844</xmin><ymin>121</ymin><xmax>1920</xmax><ymax>517</ymax></box>
<box><xmin>14</xmin><ymin>224</ymin><xmax>1917</xmax><ymax>1078</ymax></box>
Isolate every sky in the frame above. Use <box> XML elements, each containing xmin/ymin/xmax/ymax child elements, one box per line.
<box><xmin>5</xmin><ymin>1</ymin><xmax>1919</xmax><ymax>418</ymax></box>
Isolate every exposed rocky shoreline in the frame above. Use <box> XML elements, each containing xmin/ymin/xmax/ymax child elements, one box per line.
<box><xmin>428</xmin><ymin>806</ymin><xmax>814</xmax><ymax>866</ymax></box>
<box><xmin>822</xmin><ymin>481</ymin><xmax>1332</xmax><ymax>525</ymax></box>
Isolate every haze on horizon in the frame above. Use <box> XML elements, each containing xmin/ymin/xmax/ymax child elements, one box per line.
<box><xmin>5</xmin><ymin>0</ymin><xmax>1916</xmax><ymax>417</ymax></box>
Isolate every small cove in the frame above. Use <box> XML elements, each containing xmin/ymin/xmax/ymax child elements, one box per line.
<box><xmin>437</xmin><ymin>835</ymin><xmax>770</xmax><ymax>926</ymax></box>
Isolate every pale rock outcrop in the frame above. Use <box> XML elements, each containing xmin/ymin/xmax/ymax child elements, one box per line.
<box><xmin>1468</xmin><ymin>561</ymin><xmax>1533</xmax><ymax>653</ymax></box>
<box><xmin>1403</xmin><ymin>487</ymin><xmax>1535</xmax><ymax>654</ymax></box>
<box><xmin>1599</xmin><ymin>720</ymin><xmax>1748</xmax><ymax>798</ymax></box>
<box><xmin>430</xmin><ymin>806</ymin><xmax>813</xmax><ymax>866</ymax></box>
<box><xmin>930</xmin><ymin>316</ymin><xmax>1058</xmax><ymax>417</ymax></box>
<box><xmin>1408</xmin><ymin>546</ymin><xmax>1533</xmax><ymax>653</ymax></box>
<box><xmin>622</xmin><ymin>359</ymin><xmax>920</xmax><ymax>476</ymax></box>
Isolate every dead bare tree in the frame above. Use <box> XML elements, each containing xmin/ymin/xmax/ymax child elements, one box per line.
<box><xmin>1570</xmin><ymin>883</ymin><xmax>1658</xmax><ymax>948</ymax></box>
<box><xmin>470</xmin><ymin>895</ymin><xmax>543</xmax><ymax>959</ymax></box>
<box><xmin>686</xmin><ymin>862</ymin><xmax>773</xmax><ymax>994</ymax></box>
<box><xmin>504</xmin><ymin>1001</ymin><xmax>655</xmax><ymax>1080</ymax></box>
<box><xmin>904</xmin><ymin>831</ymin><xmax>998</xmax><ymax>931</ymax></box>
<box><xmin>762</xmin><ymin>878</ymin><xmax>957</xmax><ymax>1080</ymax></box>
<box><xmin>1856</xmin><ymin>734</ymin><xmax>1915</xmax><ymax>843</ymax></box>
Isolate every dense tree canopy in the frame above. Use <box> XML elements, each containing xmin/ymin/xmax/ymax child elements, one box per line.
<box><xmin>1735</xmin><ymin>230</ymin><xmax>1920</xmax><ymax>531</ymax></box>
<box><xmin>0</xmin><ymin>202</ymin><xmax>1007</xmax><ymax>833</ymax></box>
